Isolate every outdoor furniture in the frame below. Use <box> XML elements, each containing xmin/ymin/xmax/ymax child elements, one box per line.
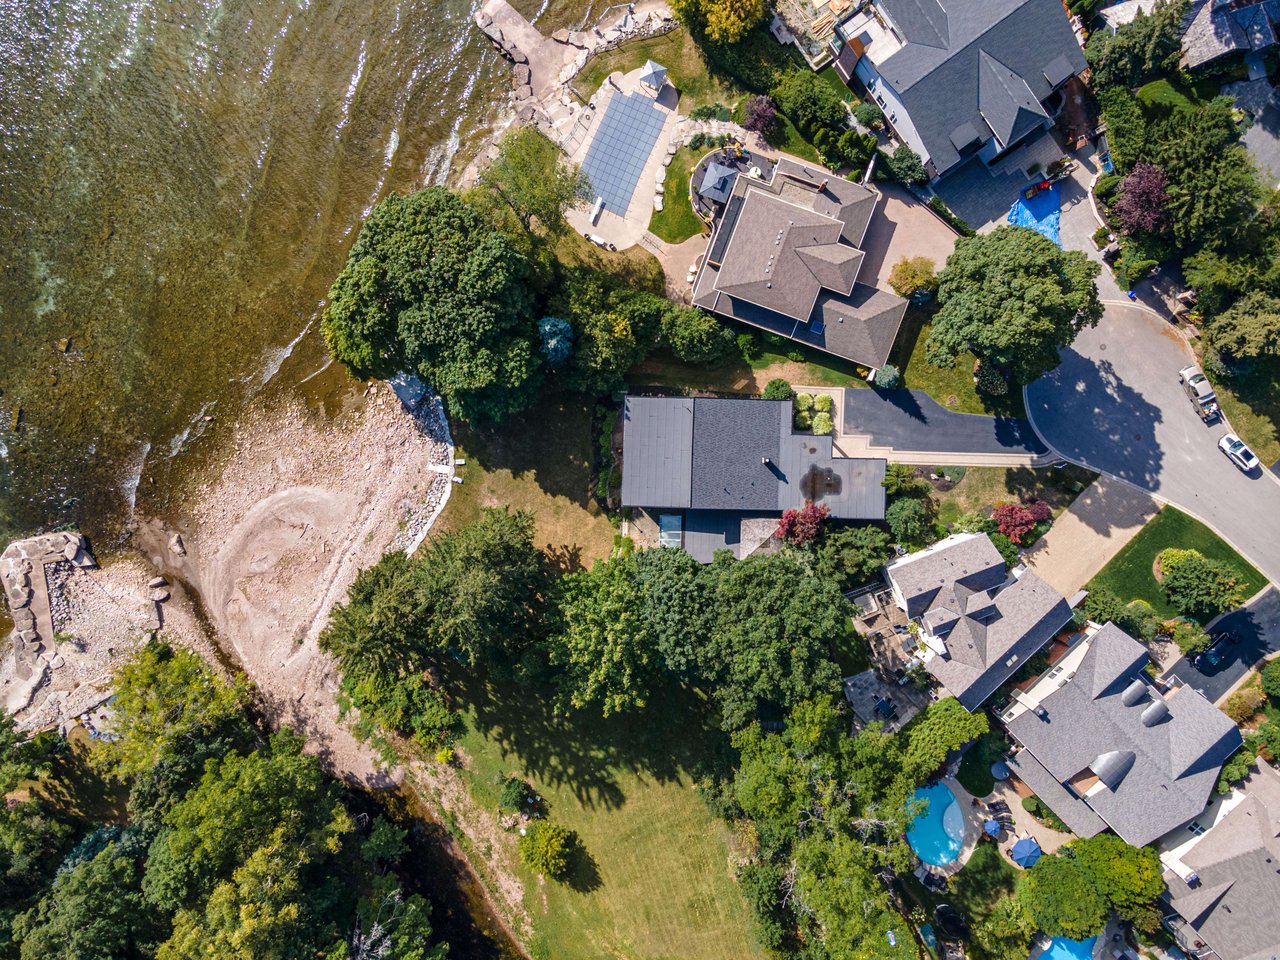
<box><xmin>1010</xmin><ymin>836</ymin><xmax>1043</xmax><ymax>868</ymax></box>
<box><xmin>990</xmin><ymin>760</ymin><xmax>1011</xmax><ymax>781</ymax></box>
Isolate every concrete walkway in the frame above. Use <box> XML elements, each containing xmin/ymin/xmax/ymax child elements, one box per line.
<box><xmin>1023</xmin><ymin>477</ymin><xmax>1158</xmax><ymax>597</ymax></box>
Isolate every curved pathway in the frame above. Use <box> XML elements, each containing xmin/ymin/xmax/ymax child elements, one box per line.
<box><xmin>1025</xmin><ymin>301</ymin><xmax>1280</xmax><ymax>586</ymax></box>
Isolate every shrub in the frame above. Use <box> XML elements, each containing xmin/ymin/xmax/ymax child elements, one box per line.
<box><xmin>776</xmin><ymin>502</ymin><xmax>830</xmax><ymax>547</ymax></box>
<box><xmin>741</xmin><ymin>95</ymin><xmax>779</xmax><ymax>136</ymax></box>
<box><xmin>738</xmin><ymin>331</ymin><xmax>760</xmax><ymax>360</ymax></box>
<box><xmin>989</xmin><ymin>532</ymin><xmax>1020</xmax><ymax>568</ymax></box>
<box><xmin>814</xmin><ymin>393</ymin><xmax>833</xmax><ymax>413</ymax></box>
<box><xmin>1095</xmin><ymin>173</ymin><xmax>1123</xmax><ymax>200</ymax></box>
<box><xmin>1021</xmin><ymin>794</ymin><xmax>1069</xmax><ymax>833</ymax></box>
<box><xmin>772</xmin><ymin>69</ymin><xmax>847</xmax><ymax>135</ymax></box>
<box><xmin>689</xmin><ymin>132</ymin><xmax>707</xmax><ymax>151</ymax></box>
<box><xmin>874</xmin><ymin>363</ymin><xmax>900</xmax><ymax>388</ymax></box>
<box><xmin>975</xmin><ymin>360</ymin><xmax>1009</xmax><ymax>395</ymax></box>
<box><xmin>1159</xmin><ymin>548</ymin><xmax>1244</xmax><ymax>619</ymax></box>
<box><xmin>690</xmin><ymin>103</ymin><xmax>727</xmax><ymax>121</ymax></box>
<box><xmin>518</xmin><ymin>821</ymin><xmax>573</xmax><ymax>879</ymax></box>
<box><xmin>927</xmin><ymin>195</ymin><xmax>975</xmax><ymax>236</ymax></box>
<box><xmin>499</xmin><ymin>775</ymin><xmax>536</xmax><ymax>812</ymax></box>
<box><xmin>885</xmin><ymin>143</ymin><xmax>927</xmax><ymax>185</ymax></box>
<box><xmin>953</xmin><ymin>511</ymin><xmax>997</xmax><ymax>535</ymax></box>
<box><xmin>1026</xmin><ymin>500</ymin><xmax>1052</xmax><ymax>522</ymax></box>
<box><xmin>1168</xmin><ymin>619</ymin><xmax>1212</xmax><ymax>657</ymax></box>
<box><xmin>762</xmin><ymin>377</ymin><xmax>792</xmax><ymax>401</ymax></box>
<box><xmin>538</xmin><ymin>316</ymin><xmax>574</xmax><ymax>368</ymax></box>
<box><xmin>1225</xmin><ymin>687</ymin><xmax>1264</xmax><ymax>725</ymax></box>
<box><xmin>1093</xmin><ymin>226</ymin><xmax>1112</xmax><ymax>248</ymax></box>
<box><xmin>888</xmin><ymin>256</ymin><xmax>938</xmax><ymax>299</ymax></box>
<box><xmin>1262</xmin><ymin>659</ymin><xmax>1280</xmax><ymax>700</ymax></box>
<box><xmin>435</xmin><ymin>746</ymin><xmax>456</xmax><ymax>765</ymax></box>
<box><xmin>793</xmin><ymin>392</ymin><xmax>815</xmax><ymax>412</ymax></box>
<box><xmin>1125</xmin><ymin>599</ymin><xmax>1163</xmax><ymax>641</ymax></box>
<box><xmin>794</xmin><ymin>408</ymin><xmax>814</xmax><ymax>430</ymax></box>
<box><xmin>886</xmin><ymin>497</ymin><xmax>931</xmax><ymax>545</ymax></box>
<box><xmin>853</xmin><ymin>101</ymin><xmax>884</xmax><ymax>129</ymax></box>
<box><xmin>811</xmin><ymin>412</ymin><xmax>833</xmax><ymax>435</ymax></box>
<box><xmin>992</xmin><ymin>503</ymin><xmax>1038</xmax><ymax>544</ymax></box>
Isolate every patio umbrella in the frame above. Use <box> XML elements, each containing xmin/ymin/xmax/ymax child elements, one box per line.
<box><xmin>991</xmin><ymin>760</ymin><xmax>1011</xmax><ymax>781</ymax></box>
<box><xmin>983</xmin><ymin>819</ymin><xmax>1002</xmax><ymax>838</ymax></box>
<box><xmin>1010</xmin><ymin>836</ymin><xmax>1042</xmax><ymax>868</ymax></box>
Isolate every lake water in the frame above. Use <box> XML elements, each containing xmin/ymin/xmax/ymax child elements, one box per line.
<box><xmin>0</xmin><ymin>0</ymin><xmax>595</xmax><ymax>545</ymax></box>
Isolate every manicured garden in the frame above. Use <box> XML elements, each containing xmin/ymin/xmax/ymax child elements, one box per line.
<box><xmin>1085</xmin><ymin>506</ymin><xmax>1267</xmax><ymax>622</ymax></box>
<box><xmin>930</xmin><ymin>466</ymin><xmax>1096</xmax><ymax>533</ymax></box>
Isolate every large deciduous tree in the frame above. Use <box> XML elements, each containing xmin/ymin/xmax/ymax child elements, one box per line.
<box><xmin>1018</xmin><ymin>852</ymin><xmax>1110</xmax><ymax>939</ymax></box>
<box><xmin>1208</xmin><ymin>291</ymin><xmax>1280</xmax><ymax>362</ymax></box>
<box><xmin>1114</xmin><ymin>162</ymin><xmax>1170</xmax><ymax>235</ymax></box>
<box><xmin>1159</xmin><ymin>548</ymin><xmax>1244</xmax><ymax>620</ymax></box>
<box><xmin>321</xmin><ymin>186</ymin><xmax>542</xmax><ymax>422</ymax></box>
<box><xmin>771</xmin><ymin>70</ymin><xmax>847</xmax><ymax>136</ymax></box>
<box><xmin>475</xmin><ymin>127</ymin><xmax>592</xmax><ymax>238</ymax></box>
<box><xmin>814</xmin><ymin>525</ymin><xmax>893</xmax><ymax>591</ymax></box>
<box><xmin>671</xmin><ymin>0</ymin><xmax>768</xmax><ymax>43</ymax></box>
<box><xmin>926</xmin><ymin>226</ymin><xmax>1102</xmax><ymax>385</ymax></box>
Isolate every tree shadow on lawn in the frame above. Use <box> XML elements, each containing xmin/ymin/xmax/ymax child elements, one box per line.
<box><xmin>441</xmin><ymin>663</ymin><xmax>728</xmax><ymax>814</ymax></box>
<box><xmin>565</xmin><ymin>834</ymin><xmax>604</xmax><ymax>894</ymax></box>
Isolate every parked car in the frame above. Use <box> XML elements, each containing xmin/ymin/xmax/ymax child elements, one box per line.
<box><xmin>1218</xmin><ymin>433</ymin><xmax>1260</xmax><ymax>473</ymax></box>
<box><xmin>1179</xmin><ymin>365</ymin><xmax>1220</xmax><ymax>422</ymax></box>
<box><xmin>1194</xmin><ymin>633</ymin><xmax>1238</xmax><ymax>670</ymax></box>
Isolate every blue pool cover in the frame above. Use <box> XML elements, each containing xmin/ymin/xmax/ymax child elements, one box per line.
<box><xmin>580</xmin><ymin>91</ymin><xmax>667</xmax><ymax>214</ymax></box>
<box><xmin>1007</xmin><ymin>182</ymin><xmax>1061</xmax><ymax>246</ymax></box>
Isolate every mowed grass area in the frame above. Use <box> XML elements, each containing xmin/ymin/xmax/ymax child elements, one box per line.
<box><xmin>956</xmin><ymin>731</ymin><xmax>1010</xmax><ymax>799</ymax></box>
<box><xmin>1086</xmin><ymin>506</ymin><xmax>1268</xmax><ymax>622</ymax></box>
<box><xmin>574</xmin><ymin>29</ymin><xmax>744</xmax><ymax>110</ymax></box>
<box><xmin>631</xmin><ymin>337</ymin><xmax>871</xmax><ymax>395</ymax></box>
<box><xmin>903</xmin><ymin>842</ymin><xmax>1018</xmax><ymax>953</ymax></box>
<box><xmin>1213</xmin><ymin>359</ymin><xmax>1280</xmax><ymax>469</ymax></box>
<box><xmin>439</xmin><ymin>390</ymin><xmax>618</xmax><ymax>570</ymax></box>
<box><xmin>1135</xmin><ymin>77</ymin><xmax>1203</xmax><ymax>117</ymax></box>
<box><xmin>649</xmin><ymin>147</ymin><xmax>706</xmax><ymax>244</ymax></box>
<box><xmin>890</xmin><ymin>308</ymin><xmax>1027</xmax><ymax>418</ymax></box>
<box><xmin>930</xmin><ymin>465</ymin><xmax>1096</xmax><ymax>529</ymax></box>
<box><xmin>444</xmin><ymin>670</ymin><xmax>763</xmax><ymax>960</ymax></box>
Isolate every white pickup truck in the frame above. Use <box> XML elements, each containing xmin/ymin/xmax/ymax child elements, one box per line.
<box><xmin>1179</xmin><ymin>365</ymin><xmax>1220</xmax><ymax>423</ymax></box>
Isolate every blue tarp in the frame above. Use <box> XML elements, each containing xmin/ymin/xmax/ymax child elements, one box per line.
<box><xmin>1007</xmin><ymin>182</ymin><xmax>1061</xmax><ymax>247</ymax></box>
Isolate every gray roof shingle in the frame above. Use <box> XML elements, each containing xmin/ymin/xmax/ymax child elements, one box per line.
<box><xmin>1165</xmin><ymin>762</ymin><xmax>1280</xmax><ymax>960</ymax></box>
<box><xmin>1007</xmin><ymin>624</ymin><xmax>1243</xmax><ymax>847</ymax></box>
<box><xmin>620</xmin><ymin>396</ymin><xmax>693</xmax><ymax>508</ymax></box>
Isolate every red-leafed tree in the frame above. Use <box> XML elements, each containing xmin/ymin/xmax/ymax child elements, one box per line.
<box><xmin>1114</xmin><ymin>162</ymin><xmax>1170</xmax><ymax>235</ymax></box>
<box><xmin>776</xmin><ymin>502</ymin><xmax>830</xmax><ymax>547</ymax></box>
<box><xmin>742</xmin><ymin>95</ymin><xmax>779</xmax><ymax>137</ymax></box>
<box><xmin>1026</xmin><ymin>499</ymin><xmax>1052</xmax><ymax>523</ymax></box>
<box><xmin>992</xmin><ymin>503</ymin><xmax>1037</xmax><ymax>544</ymax></box>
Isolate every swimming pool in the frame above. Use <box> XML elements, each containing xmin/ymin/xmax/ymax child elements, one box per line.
<box><xmin>906</xmin><ymin>782</ymin><xmax>965</xmax><ymax>866</ymax></box>
<box><xmin>1039</xmin><ymin>936</ymin><xmax>1098</xmax><ymax>960</ymax></box>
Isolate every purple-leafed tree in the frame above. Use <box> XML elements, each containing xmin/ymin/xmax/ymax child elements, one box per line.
<box><xmin>742</xmin><ymin>95</ymin><xmax>778</xmax><ymax>136</ymax></box>
<box><xmin>1114</xmin><ymin>162</ymin><xmax>1170</xmax><ymax>234</ymax></box>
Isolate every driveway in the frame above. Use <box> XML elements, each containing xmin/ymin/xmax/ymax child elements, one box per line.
<box><xmin>842</xmin><ymin>389</ymin><xmax>1050</xmax><ymax>457</ymax></box>
<box><xmin>1160</xmin><ymin>587</ymin><xmax>1280</xmax><ymax>704</ymax></box>
<box><xmin>1026</xmin><ymin>300</ymin><xmax>1280</xmax><ymax>586</ymax></box>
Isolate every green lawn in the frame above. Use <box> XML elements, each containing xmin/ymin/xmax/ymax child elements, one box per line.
<box><xmin>1086</xmin><ymin>506</ymin><xmax>1268</xmax><ymax>622</ymax></box>
<box><xmin>1213</xmin><ymin>359</ymin><xmax>1280</xmax><ymax>468</ymax></box>
<box><xmin>1135</xmin><ymin>78</ymin><xmax>1203</xmax><ymax>118</ymax></box>
<box><xmin>930</xmin><ymin>465</ymin><xmax>1096</xmax><ymax>530</ymax></box>
<box><xmin>574</xmin><ymin>29</ymin><xmax>744</xmax><ymax>110</ymax></box>
<box><xmin>956</xmin><ymin>732</ymin><xmax>1010</xmax><ymax>799</ymax></box>
<box><xmin>763</xmin><ymin>112</ymin><xmax>822</xmax><ymax>164</ymax></box>
<box><xmin>649</xmin><ymin>147</ymin><xmax>706</xmax><ymax>244</ymax></box>
<box><xmin>816</xmin><ymin>65</ymin><xmax>857</xmax><ymax>103</ymax></box>
<box><xmin>631</xmin><ymin>336</ymin><xmax>871</xmax><ymax>395</ymax></box>
<box><xmin>902</xmin><ymin>842</ymin><xmax>1018</xmax><ymax>951</ymax></box>
<box><xmin>890</xmin><ymin>307</ymin><xmax>1027</xmax><ymax>418</ymax></box>
<box><xmin>444</xmin><ymin>671</ymin><xmax>764</xmax><ymax>960</ymax></box>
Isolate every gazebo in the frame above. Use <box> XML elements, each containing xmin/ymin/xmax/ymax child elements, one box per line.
<box><xmin>639</xmin><ymin>59</ymin><xmax>668</xmax><ymax>96</ymax></box>
<box><xmin>697</xmin><ymin>161</ymin><xmax>738</xmax><ymax>206</ymax></box>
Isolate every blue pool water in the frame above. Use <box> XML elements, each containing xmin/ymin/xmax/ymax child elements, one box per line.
<box><xmin>1039</xmin><ymin>936</ymin><xmax>1098</xmax><ymax>960</ymax></box>
<box><xmin>906</xmin><ymin>782</ymin><xmax>965</xmax><ymax>866</ymax></box>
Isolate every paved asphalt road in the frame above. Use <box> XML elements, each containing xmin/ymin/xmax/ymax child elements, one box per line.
<box><xmin>1160</xmin><ymin>587</ymin><xmax>1280</xmax><ymax>703</ymax></box>
<box><xmin>842</xmin><ymin>389</ymin><xmax>1049</xmax><ymax>456</ymax></box>
<box><xmin>1025</xmin><ymin>301</ymin><xmax>1280</xmax><ymax>587</ymax></box>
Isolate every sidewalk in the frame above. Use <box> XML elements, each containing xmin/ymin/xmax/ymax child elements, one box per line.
<box><xmin>1023</xmin><ymin>477</ymin><xmax>1158</xmax><ymax>596</ymax></box>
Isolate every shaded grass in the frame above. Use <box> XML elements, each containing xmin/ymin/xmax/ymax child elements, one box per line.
<box><xmin>816</xmin><ymin>66</ymin><xmax>857</xmax><ymax>103</ymax></box>
<box><xmin>438</xmin><ymin>391</ymin><xmax>618</xmax><ymax>572</ymax></box>
<box><xmin>30</xmin><ymin>728</ymin><xmax>128</xmax><ymax>825</ymax></box>
<box><xmin>890</xmin><ymin>308</ymin><xmax>1027</xmax><ymax>418</ymax></box>
<box><xmin>1086</xmin><ymin>506</ymin><xmax>1268</xmax><ymax>623</ymax></box>
<box><xmin>445</xmin><ymin>669</ymin><xmax>763</xmax><ymax>960</ymax></box>
<box><xmin>763</xmin><ymin>113</ymin><xmax>822</xmax><ymax>164</ymax></box>
<box><xmin>1136</xmin><ymin>78</ymin><xmax>1203</xmax><ymax>118</ymax></box>
<box><xmin>631</xmin><ymin>336</ymin><xmax>870</xmax><ymax>395</ymax></box>
<box><xmin>649</xmin><ymin>147</ymin><xmax>706</xmax><ymax>244</ymax></box>
<box><xmin>930</xmin><ymin>465</ymin><xmax>1096</xmax><ymax>530</ymax></box>
<box><xmin>554</xmin><ymin>230</ymin><xmax>666</xmax><ymax>294</ymax></box>
<box><xmin>902</xmin><ymin>842</ymin><xmax>1018</xmax><ymax>944</ymax></box>
<box><xmin>1213</xmin><ymin>359</ymin><xmax>1280</xmax><ymax>469</ymax></box>
<box><xmin>574</xmin><ymin>30</ymin><xmax>744</xmax><ymax>110</ymax></box>
<box><xmin>956</xmin><ymin>731</ymin><xmax>1010</xmax><ymax>799</ymax></box>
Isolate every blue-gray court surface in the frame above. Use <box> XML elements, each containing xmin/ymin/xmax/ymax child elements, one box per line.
<box><xmin>580</xmin><ymin>91</ymin><xmax>666</xmax><ymax>214</ymax></box>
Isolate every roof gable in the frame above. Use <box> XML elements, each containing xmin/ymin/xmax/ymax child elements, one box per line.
<box><xmin>977</xmin><ymin>49</ymin><xmax>1050</xmax><ymax>146</ymax></box>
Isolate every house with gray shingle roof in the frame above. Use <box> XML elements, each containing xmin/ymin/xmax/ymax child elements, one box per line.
<box><xmin>620</xmin><ymin>395</ymin><xmax>887</xmax><ymax>561</ymax></box>
<box><xmin>830</xmin><ymin>0</ymin><xmax>1087</xmax><ymax>180</ymax></box>
<box><xmin>691</xmin><ymin>158</ymin><xmax>907</xmax><ymax>372</ymax></box>
<box><xmin>1160</xmin><ymin>761</ymin><xmax>1280</xmax><ymax>960</ymax></box>
<box><xmin>1002</xmin><ymin>622</ymin><xmax>1242</xmax><ymax>847</ymax></box>
<box><xmin>1180</xmin><ymin>0</ymin><xmax>1280</xmax><ymax>69</ymax></box>
<box><xmin>884</xmin><ymin>533</ymin><xmax>1074</xmax><ymax>710</ymax></box>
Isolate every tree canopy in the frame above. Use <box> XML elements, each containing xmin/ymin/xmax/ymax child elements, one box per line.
<box><xmin>926</xmin><ymin>226</ymin><xmax>1102</xmax><ymax>384</ymax></box>
<box><xmin>321</xmin><ymin>186</ymin><xmax>542</xmax><ymax>422</ymax></box>
<box><xmin>1018</xmin><ymin>835</ymin><xmax>1164</xmax><ymax>938</ymax></box>
<box><xmin>1159</xmin><ymin>548</ymin><xmax>1244</xmax><ymax>620</ymax></box>
<box><xmin>1208</xmin><ymin>291</ymin><xmax>1280</xmax><ymax>362</ymax></box>
<box><xmin>474</xmin><ymin>126</ymin><xmax>591</xmax><ymax>237</ymax></box>
<box><xmin>1083</xmin><ymin>0</ymin><xmax>1187</xmax><ymax>90</ymax></box>
<box><xmin>671</xmin><ymin>0</ymin><xmax>769</xmax><ymax>43</ymax></box>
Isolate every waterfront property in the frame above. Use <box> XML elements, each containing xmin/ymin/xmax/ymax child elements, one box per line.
<box><xmin>619</xmin><ymin>395</ymin><xmax>886</xmax><ymax>561</ymax></box>
<box><xmin>1159</xmin><ymin>761</ymin><xmax>1280</xmax><ymax>960</ymax></box>
<box><xmin>884</xmin><ymin>533</ymin><xmax>1075</xmax><ymax>710</ymax></box>
<box><xmin>829</xmin><ymin>0</ymin><xmax>1086</xmax><ymax>181</ymax></box>
<box><xmin>1001</xmin><ymin>623</ymin><xmax>1242</xmax><ymax>848</ymax></box>
<box><xmin>690</xmin><ymin>157</ymin><xmax>908</xmax><ymax>374</ymax></box>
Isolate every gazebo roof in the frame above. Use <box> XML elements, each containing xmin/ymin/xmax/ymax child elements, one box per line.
<box><xmin>697</xmin><ymin>161</ymin><xmax>738</xmax><ymax>204</ymax></box>
<box><xmin>639</xmin><ymin>59</ymin><xmax>668</xmax><ymax>89</ymax></box>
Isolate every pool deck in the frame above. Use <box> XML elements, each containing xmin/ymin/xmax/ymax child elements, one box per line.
<box><xmin>913</xmin><ymin>777</ymin><xmax>981</xmax><ymax>881</ymax></box>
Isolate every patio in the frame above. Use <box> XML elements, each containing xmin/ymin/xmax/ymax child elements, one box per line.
<box><xmin>843</xmin><ymin>668</ymin><xmax>928</xmax><ymax>733</ymax></box>
<box><xmin>690</xmin><ymin>146</ymin><xmax>775</xmax><ymax>222</ymax></box>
